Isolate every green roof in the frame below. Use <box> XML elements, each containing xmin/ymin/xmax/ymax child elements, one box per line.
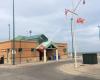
<box><xmin>15</xmin><ymin>34</ymin><xmax>48</xmax><ymax>44</ymax></box>
<box><xmin>15</xmin><ymin>35</ymin><xmax>27</xmax><ymax>40</ymax></box>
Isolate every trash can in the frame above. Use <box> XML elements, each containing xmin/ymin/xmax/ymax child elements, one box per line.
<box><xmin>82</xmin><ymin>53</ymin><xmax>98</xmax><ymax>64</ymax></box>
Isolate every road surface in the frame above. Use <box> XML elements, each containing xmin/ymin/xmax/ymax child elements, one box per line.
<box><xmin>0</xmin><ymin>61</ymin><xmax>98</xmax><ymax>80</ymax></box>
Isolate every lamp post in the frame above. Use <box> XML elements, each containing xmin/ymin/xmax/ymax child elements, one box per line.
<box><xmin>65</xmin><ymin>0</ymin><xmax>86</xmax><ymax>68</ymax></box>
<box><xmin>73</xmin><ymin>0</ymin><xmax>86</xmax><ymax>68</ymax></box>
<box><xmin>83</xmin><ymin>0</ymin><xmax>86</xmax><ymax>4</ymax></box>
<box><xmin>12</xmin><ymin>0</ymin><xmax>15</xmax><ymax>65</ymax></box>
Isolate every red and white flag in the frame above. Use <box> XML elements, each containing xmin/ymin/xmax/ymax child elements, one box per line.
<box><xmin>76</xmin><ymin>17</ymin><xmax>86</xmax><ymax>24</ymax></box>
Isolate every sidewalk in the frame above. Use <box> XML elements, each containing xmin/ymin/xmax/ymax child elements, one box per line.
<box><xmin>58</xmin><ymin>60</ymin><xmax>100</xmax><ymax>79</ymax></box>
<box><xmin>0</xmin><ymin>59</ymin><xmax>67</xmax><ymax>69</ymax></box>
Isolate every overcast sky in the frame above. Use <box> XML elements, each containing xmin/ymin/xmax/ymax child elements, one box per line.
<box><xmin>0</xmin><ymin>0</ymin><xmax>100</xmax><ymax>52</ymax></box>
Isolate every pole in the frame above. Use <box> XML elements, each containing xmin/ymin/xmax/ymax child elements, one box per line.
<box><xmin>71</xmin><ymin>0</ymin><xmax>85</xmax><ymax>68</ymax></box>
<box><xmin>99</xmin><ymin>28</ymin><xmax>100</xmax><ymax>40</ymax></box>
<box><xmin>20</xmin><ymin>40</ymin><xmax>21</xmax><ymax>64</ymax></box>
<box><xmin>65</xmin><ymin>0</ymin><xmax>85</xmax><ymax>68</ymax></box>
<box><xmin>73</xmin><ymin>29</ymin><xmax>77</xmax><ymax>68</ymax></box>
<box><xmin>70</xmin><ymin>17</ymin><xmax>77</xmax><ymax>68</ymax></box>
<box><xmin>98</xmin><ymin>25</ymin><xmax>100</xmax><ymax>40</ymax></box>
<box><xmin>70</xmin><ymin>18</ymin><xmax>75</xmax><ymax>58</ymax></box>
<box><xmin>12</xmin><ymin>0</ymin><xmax>15</xmax><ymax>65</ymax></box>
<box><xmin>74</xmin><ymin>45</ymin><xmax>77</xmax><ymax>68</ymax></box>
<box><xmin>8</xmin><ymin>24</ymin><xmax>10</xmax><ymax>40</ymax></box>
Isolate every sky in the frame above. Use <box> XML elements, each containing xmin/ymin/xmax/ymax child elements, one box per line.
<box><xmin>0</xmin><ymin>0</ymin><xmax>100</xmax><ymax>52</ymax></box>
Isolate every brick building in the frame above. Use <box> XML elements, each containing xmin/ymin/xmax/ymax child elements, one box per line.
<box><xmin>0</xmin><ymin>34</ymin><xmax>68</xmax><ymax>64</ymax></box>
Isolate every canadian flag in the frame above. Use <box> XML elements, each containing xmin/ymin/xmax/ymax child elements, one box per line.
<box><xmin>76</xmin><ymin>17</ymin><xmax>86</xmax><ymax>24</ymax></box>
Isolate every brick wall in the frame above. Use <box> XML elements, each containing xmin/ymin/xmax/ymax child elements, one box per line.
<box><xmin>55</xmin><ymin>43</ymin><xmax>68</xmax><ymax>59</ymax></box>
<box><xmin>0</xmin><ymin>40</ymin><xmax>39</xmax><ymax>64</ymax></box>
<box><xmin>0</xmin><ymin>41</ymin><xmax>68</xmax><ymax>64</ymax></box>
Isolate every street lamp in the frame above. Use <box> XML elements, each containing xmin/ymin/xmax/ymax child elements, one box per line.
<box><xmin>12</xmin><ymin>0</ymin><xmax>15</xmax><ymax>65</ymax></box>
<box><xmin>73</xmin><ymin>0</ymin><xmax>86</xmax><ymax>68</ymax></box>
<box><xmin>65</xmin><ymin>0</ymin><xmax>86</xmax><ymax>68</ymax></box>
<box><xmin>83</xmin><ymin>0</ymin><xmax>86</xmax><ymax>4</ymax></box>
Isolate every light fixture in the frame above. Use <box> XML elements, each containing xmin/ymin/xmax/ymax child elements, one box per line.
<box><xmin>83</xmin><ymin>0</ymin><xmax>86</xmax><ymax>4</ymax></box>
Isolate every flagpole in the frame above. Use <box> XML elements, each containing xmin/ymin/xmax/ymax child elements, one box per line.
<box><xmin>70</xmin><ymin>18</ymin><xmax>74</xmax><ymax>58</ymax></box>
<box><xmin>73</xmin><ymin>0</ymin><xmax>86</xmax><ymax>68</ymax></box>
<box><xmin>65</xmin><ymin>0</ymin><xmax>86</xmax><ymax>68</ymax></box>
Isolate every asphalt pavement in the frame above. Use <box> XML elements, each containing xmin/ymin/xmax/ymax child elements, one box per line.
<box><xmin>0</xmin><ymin>60</ymin><xmax>99</xmax><ymax>80</ymax></box>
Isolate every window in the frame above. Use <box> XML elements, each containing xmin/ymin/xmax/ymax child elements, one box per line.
<box><xmin>7</xmin><ymin>49</ymin><xmax>10</xmax><ymax>53</ymax></box>
<box><xmin>18</xmin><ymin>48</ymin><xmax>23</xmax><ymax>53</ymax></box>
<box><xmin>31</xmin><ymin>48</ymin><xmax>35</xmax><ymax>53</ymax></box>
<box><xmin>11</xmin><ymin>48</ymin><xmax>17</xmax><ymax>53</ymax></box>
<box><xmin>63</xmin><ymin>48</ymin><xmax>67</xmax><ymax>53</ymax></box>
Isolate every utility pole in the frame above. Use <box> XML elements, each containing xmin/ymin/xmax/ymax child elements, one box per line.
<box><xmin>8</xmin><ymin>24</ymin><xmax>10</xmax><ymax>40</ymax></box>
<box><xmin>12</xmin><ymin>0</ymin><xmax>15</xmax><ymax>65</ymax></box>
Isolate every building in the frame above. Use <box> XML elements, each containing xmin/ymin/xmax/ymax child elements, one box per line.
<box><xmin>0</xmin><ymin>34</ymin><xmax>68</xmax><ymax>64</ymax></box>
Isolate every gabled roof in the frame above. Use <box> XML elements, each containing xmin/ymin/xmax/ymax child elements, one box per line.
<box><xmin>36</xmin><ymin>41</ymin><xmax>57</xmax><ymax>50</ymax></box>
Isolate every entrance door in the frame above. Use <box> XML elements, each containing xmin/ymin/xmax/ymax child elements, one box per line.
<box><xmin>39</xmin><ymin>52</ymin><xmax>44</xmax><ymax>61</ymax></box>
<box><xmin>46</xmin><ymin>49</ymin><xmax>55</xmax><ymax>60</ymax></box>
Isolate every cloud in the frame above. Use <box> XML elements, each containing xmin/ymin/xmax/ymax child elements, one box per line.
<box><xmin>0</xmin><ymin>0</ymin><xmax>100</xmax><ymax>52</ymax></box>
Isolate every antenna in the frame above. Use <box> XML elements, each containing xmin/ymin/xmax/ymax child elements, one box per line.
<box><xmin>29</xmin><ymin>30</ymin><xmax>32</xmax><ymax>37</ymax></box>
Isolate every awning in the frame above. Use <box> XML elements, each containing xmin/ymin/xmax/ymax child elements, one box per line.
<box><xmin>36</xmin><ymin>41</ymin><xmax>57</xmax><ymax>50</ymax></box>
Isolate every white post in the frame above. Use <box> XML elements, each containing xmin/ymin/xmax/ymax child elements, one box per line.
<box><xmin>56</xmin><ymin>49</ymin><xmax>59</xmax><ymax>61</ymax></box>
<box><xmin>44</xmin><ymin>49</ymin><xmax>47</xmax><ymax>62</ymax></box>
<box><xmin>73</xmin><ymin>29</ymin><xmax>78</xmax><ymax>68</ymax></box>
<box><xmin>74</xmin><ymin>50</ymin><xmax>77</xmax><ymax>68</ymax></box>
